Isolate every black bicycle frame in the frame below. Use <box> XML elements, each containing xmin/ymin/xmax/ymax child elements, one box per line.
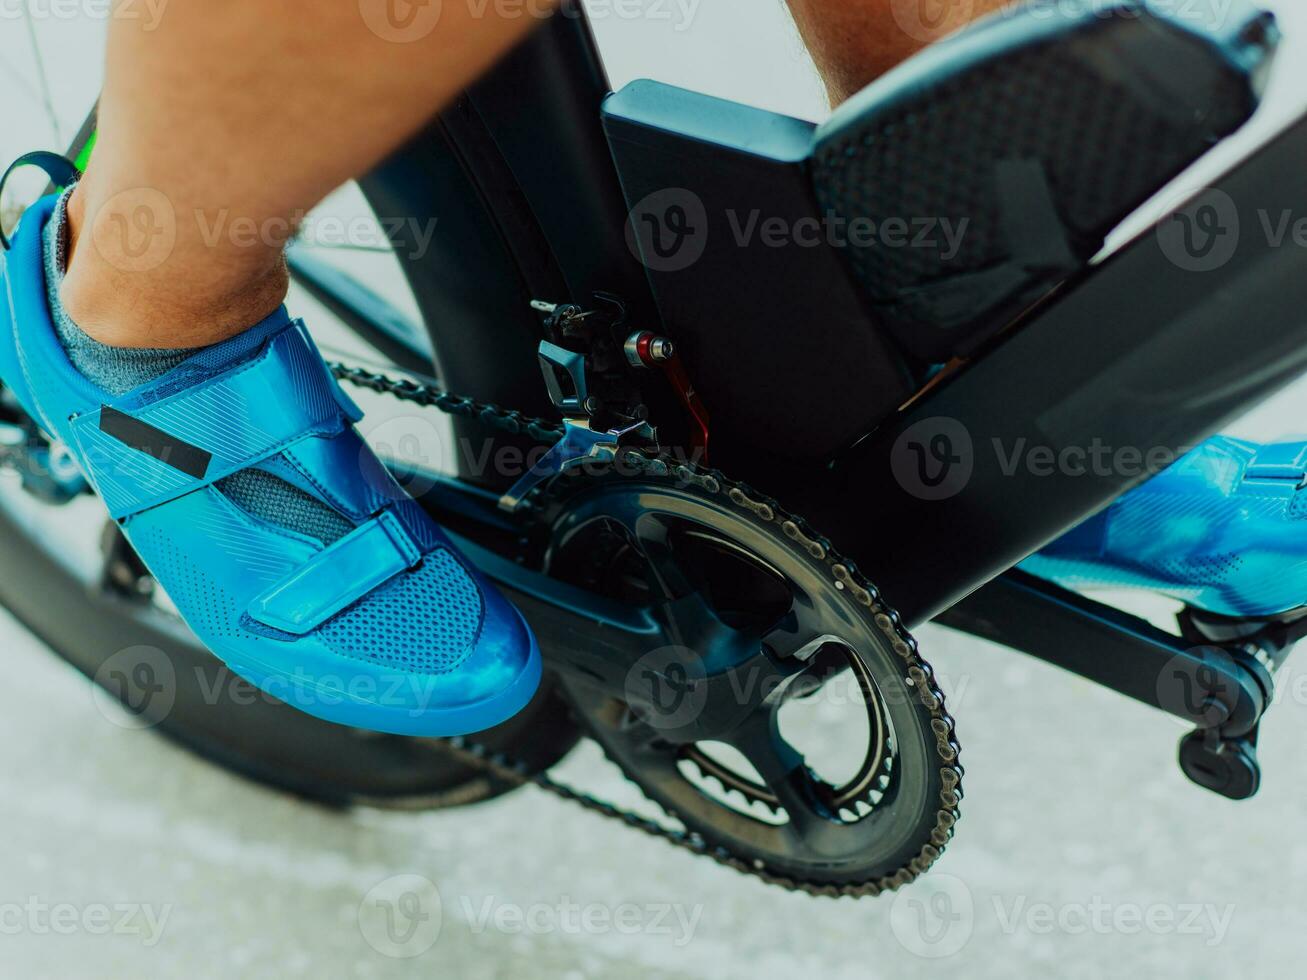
<box><xmin>344</xmin><ymin>3</ymin><xmax>1307</xmax><ymax>729</ymax></box>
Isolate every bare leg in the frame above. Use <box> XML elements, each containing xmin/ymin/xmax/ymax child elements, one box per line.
<box><xmin>786</xmin><ymin>0</ymin><xmax>1013</xmax><ymax>104</ymax></box>
<box><xmin>63</xmin><ymin>0</ymin><xmax>556</xmax><ymax>350</ymax></box>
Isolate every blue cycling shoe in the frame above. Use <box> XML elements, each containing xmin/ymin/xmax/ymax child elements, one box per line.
<box><xmin>0</xmin><ymin>186</ymin><xmax>541</xmax><ymax>736</ymax></box>
<box><xmin>1027</xmin><ymin>436</ymin><xmax>1307</xmax><ymax>619</ymax></box>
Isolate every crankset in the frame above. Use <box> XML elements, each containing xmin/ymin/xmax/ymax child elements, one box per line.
<box><xmin>536</xmin><ymin>467</ymin><xmax>961</xmax><ymax>890</ymax></box>
<box><xmin>416</xmin><ymin>454</ymin><xmax>962</xmax><ymax>896</ymax></box>
<box><xmin>336</xmin><ymin>299</ymin><xmax>964</xmax><ymax>896</ymax></box>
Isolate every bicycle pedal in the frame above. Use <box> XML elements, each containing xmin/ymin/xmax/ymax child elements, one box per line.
<box><xmin>1178</xmin><ymin>728</ymin><xmax>1261</xmax><ymax>800</ymax></box>
<box><xmin>811</xmin><ymin>0</ymin><xmax>1278</xmax><ymax>362</ymax></box>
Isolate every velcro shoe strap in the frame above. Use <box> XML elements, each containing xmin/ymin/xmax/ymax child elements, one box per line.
<box><xmin>69</xmin><ymin>322</ymin><xmax>361</xmax><ymax>520</ymax></box>
<box><xmin>246</xmin><ymin>510</ymin><xmax>422</xmax><ymax>636</ymax></box>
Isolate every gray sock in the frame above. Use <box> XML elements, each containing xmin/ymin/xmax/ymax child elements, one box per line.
<box><xmin>43</xmin><ymin>187</ymin><xmax>352</xmax><ymax>546</ymax></box>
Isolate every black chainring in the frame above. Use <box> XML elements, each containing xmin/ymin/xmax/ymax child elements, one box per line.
<box><xmin>538</xmin><ymin>467</ymin><xmax>957</xmax><ymax>886</ymax></box>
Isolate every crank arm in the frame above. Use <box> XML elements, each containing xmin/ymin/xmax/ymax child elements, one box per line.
<box><xmin>448</xmin><ymin>528</ymin><xmax>665</xmax><ymax>693</ymax></box>
<box><xmin>443</xmin><ymin>493</ymin><xmax>827</xmax><ymax>744</ymax></box>
<box><xmin>940</xmin><ymin>570</ymin><xmax>1274</xmax><ymax>799</ymax></box>
<box><xmin>940</xmin><ymin>570</ymin><xmax>1270</xmax><ymax>735</ymax></box>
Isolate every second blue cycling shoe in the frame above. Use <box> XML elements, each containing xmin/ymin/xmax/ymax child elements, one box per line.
<box><xmin>0</xmin><ymin>186</ymin><xmax>541</xmax><ymax>736</ymax></box>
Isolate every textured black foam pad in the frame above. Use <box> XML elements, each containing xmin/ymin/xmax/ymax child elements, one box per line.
<box><xmin>811</xmin><ymin>0</ymin><xmax>1278</xmax><ymax>362</ymax></box>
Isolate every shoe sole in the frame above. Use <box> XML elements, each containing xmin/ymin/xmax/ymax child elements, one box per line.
<box><xmin>223</xmin><ymin>610</ymin><xmax>544</xmax><ymax>737</ymax></box>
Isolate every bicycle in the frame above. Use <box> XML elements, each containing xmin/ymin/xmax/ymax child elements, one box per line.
<box><xmin>1</xmin><ymin>0</ymin><xmax>1303</xmax><ymax>897</ymax></box>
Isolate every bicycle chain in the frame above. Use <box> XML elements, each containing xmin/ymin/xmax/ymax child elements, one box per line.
<box><xmin>330</xmin><ymin>361</ymin><xmax>963</xmax><ymax>898</ymax></box>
